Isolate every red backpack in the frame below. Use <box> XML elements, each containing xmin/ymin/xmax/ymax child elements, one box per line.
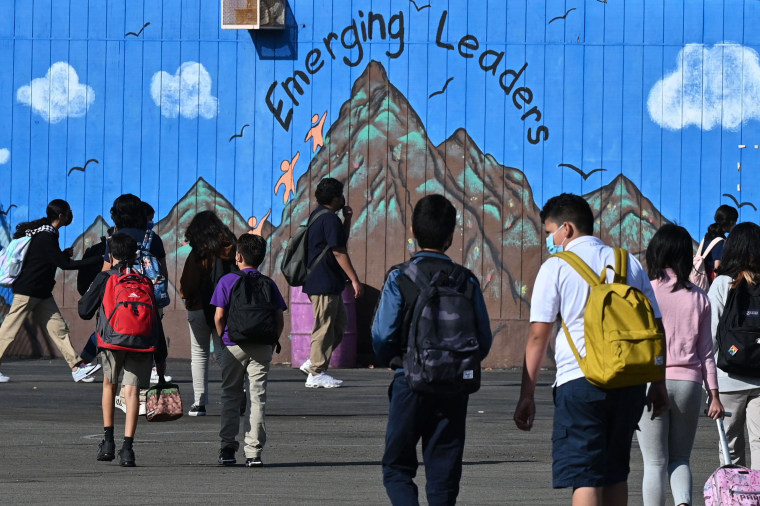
<box><xmin>97</xmin><ymin>269</ymin><xmax>158</xmax><ymax>352</ymax></box>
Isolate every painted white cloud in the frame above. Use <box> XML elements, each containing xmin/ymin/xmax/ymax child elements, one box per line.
<box><xmin>649</xmin><ymin>43</ymin><xmax>760</xmax><ymax>130</ymax></box>
<box><xmin>150</xmin><ymin>62</ymin><xmax>218</xmax><ymax>119</ymax></box>
<box><xmin>16</xmin><ymin>62</ymin><xmax>94</xmax><ymax>123</ymax></box>
<box><xmin>0</xmin><ymin>149</ymin><xmax>8</xmax><ymax>164</ymax></box>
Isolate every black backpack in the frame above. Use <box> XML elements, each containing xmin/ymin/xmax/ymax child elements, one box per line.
<box><xmin>280</xmin><ymin>209</ymin><xmax>331</xmax><ymax>286</ymax></box>
<box><xmin>398</xmin><ymin>260</ymin><xmax>481</xmax><ymax>396</ymax></box>
<box><xmin>716</xmin><ymin>278</ymin><xmax>760</xmax><ymax>377</ymax></box>
<box><xmin>226</xmin><ymin>271</ymin><xmax>280</xmax><ymax>348</ymax></box>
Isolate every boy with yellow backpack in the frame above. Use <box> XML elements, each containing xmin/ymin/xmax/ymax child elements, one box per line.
<box><xmin>513</xmin><ymin>193</ymin><xmax>669</xmax><ymax>505</ymax></box>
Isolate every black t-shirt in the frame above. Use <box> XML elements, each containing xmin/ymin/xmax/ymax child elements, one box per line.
<box><xmin>702</xmin><ymin>233</ymin><xmax>726</xmax><ymax>272</ymax></box>
<box><xmin>303</xmin><ymin>206</ymin><xmax>348</xmax><ymax>295</ymax></box>
<box><xmin>13</xmin><ymin>231</ymin><xmax>101</xmax><ymax>299</ymax></box>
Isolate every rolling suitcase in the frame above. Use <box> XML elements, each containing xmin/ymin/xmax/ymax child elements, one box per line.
<box><xmin>704</xmin><ymin>417</ymin><xmax>760</xmax><ymax>505</ymax></box>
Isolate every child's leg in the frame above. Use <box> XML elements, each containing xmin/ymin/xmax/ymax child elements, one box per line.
<box><xmin>33</xmin><ymin>296</ymin><xmax>82</xmax><ymax>369</ymax></box>
<box><xmin>122</xmin><ymin>384</ymin><xmax>139</xmax><ymax>438</ymax></box>
<box><xmin>241</xmin><ymin>343</ymin><xmax>273</xmax><ymax>459</ymax></box>
<box><xmin>102</xmin><ymin>376</ymin><xmax>117</xmax><ymax>428</ymax></box>
<box><xmin>219</xmin><ymin>345</ymin><xmax>245</xmax><ymax>451</ymax></box>
<box><xmin>421</xmin><ymin>394</ymin><xmax>468</xmax><ymax>506</ymax></box>
<box><xmin>80</xmin><ymin>332</ymin><xmax>99</xmax><ymax>364</ymax></box>
<box><xmin>187</xmin><ymin>309</ymin><xmax>212</xmax><ymax>406</ymax></box>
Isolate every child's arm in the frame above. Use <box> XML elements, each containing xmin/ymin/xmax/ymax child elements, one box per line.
<box><xmin>78</xmin><ymin>271</ymin><xmax>110</xmax><ymax>320</ymax></box>
<box><xmin>214</xmin><ymin>306</ymin><xmax>228</xmax><ymax>338</ymax></box>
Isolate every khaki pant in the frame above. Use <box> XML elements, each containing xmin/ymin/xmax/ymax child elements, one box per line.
<box><xmin>308</xmin><ymin>293</ymin><xmax>347</xmax><ymax>375</ymax></box>
<box><xmin>0</xmin><ymin>294</ymin><xmax>81</xmax><ymax>369</ymax></box>
<box><xmin>720</xmin><ymin>388</ymin><xmax>760</xmax><ymax>468</ymax></box>
<box><xmin>218</xmin><ymin>341</ymin><xmax>273</xmax><ymax>458</ymax></box>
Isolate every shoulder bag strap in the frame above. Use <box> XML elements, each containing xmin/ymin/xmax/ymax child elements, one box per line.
<box><xmin>703</xmin><ymin>237</ymin><xmax>724</xmax><ymax>257</ymax></box>
<box><xmin>613</xmin><ymin>248</ymin><xmax>628</xmax><ymax>284</ymax></box>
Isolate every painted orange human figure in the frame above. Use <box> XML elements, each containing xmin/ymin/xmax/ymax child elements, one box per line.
<box><xmin>275</xmin><ymin>151</ymin><xmax>300</xmax><ymax>204</ymax></box>
<box><xmin>304</xmin><ymin>112</ymin><xmax>327</xmax><ymax>152</ymax></box>
<box><xmin>248</xmin><ymin>209</ymin><xmax>271</xmax><ymax>236</ymax></box>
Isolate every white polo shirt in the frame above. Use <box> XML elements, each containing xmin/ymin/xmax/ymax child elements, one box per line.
<box><xmin>530</xmin><ymin>235</ymin><xmax>661</xmax><ymax>387</ymax></box>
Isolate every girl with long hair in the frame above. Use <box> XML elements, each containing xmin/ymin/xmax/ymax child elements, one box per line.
<box><xmin>709</xmin><ymin>222</ymin><xmax>760</xmax><ymax>468</ymax></box>
<box><xmin>0</xmin><ymin>199</ymin><xmax>102</xmax><ymax>382</ymax></box>
<box><xmin>637</xmin><ymin>224</ymin><xmax>724</xmax><ymax>506</ymax></box>
<box><xmin>179</xmin><ymin>211</ymin><xmax>237</xmax><ymax>416</ymax></box>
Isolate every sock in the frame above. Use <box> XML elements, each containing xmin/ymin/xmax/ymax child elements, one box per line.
<box><xmin>104</xmin><ymin>427</ymin><xmax>114</xmax><ymax>442</ymax></box>
<box><xmin>122</xmin><ymin>437</ymin><xmax>134</xmax><ymax>450</ymax></box>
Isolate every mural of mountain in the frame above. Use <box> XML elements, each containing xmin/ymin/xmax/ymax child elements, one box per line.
<box><xmin>261</xmin><ymin>60</ymin><xmax>543</xmax><ymax>364</ymax></box>
<box><xmin>583</xmin><ymin>174</ymin><xmax>674</xmax><ymax>260</ymax></box>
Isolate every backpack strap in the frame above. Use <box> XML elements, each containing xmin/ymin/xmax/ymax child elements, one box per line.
<box><xmin>304</xmin><ymin>208</ymin><xmax>334</xmax><ymax>271</ymax></box>
<box><xmin>695</xmin><ymin>237</ymin><xmax>706</xmax><ymax>257</ymax></box>
<box><xmin>552</xmin><ymin>251</ymin><xmax>602</xmax><ymax>286</ymax></box>
<box><xmin>702</xmin><ymin>237</ymin><xmax>724</xmax><ymax>257</ymax></box>
<box><xmin>613</xmin><ymin>248</ymin><xmax>628</xmax><ymax>284</ymax></box>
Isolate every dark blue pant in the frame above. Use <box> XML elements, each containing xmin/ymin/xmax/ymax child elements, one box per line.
<box><xmin>382</xmin><ymin>373</ymin><xmax>469</xmax><ymax>506</ymax></box>
<box><xmin>80</xmin><ymin>332</ymin><xmax>98</xmax><ymax>363</ymax></box>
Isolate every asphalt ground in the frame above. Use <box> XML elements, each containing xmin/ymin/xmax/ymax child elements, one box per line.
<box><xmin>0</xmin><ymin>359</ymin><xmax>729</xmax><ymax>505</ymax></box>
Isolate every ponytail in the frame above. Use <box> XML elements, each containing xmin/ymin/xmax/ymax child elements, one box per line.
<box><xmin>12</xmin><ymin>199</ymin><xmax>71</xmax><ymax>239</ymax></box>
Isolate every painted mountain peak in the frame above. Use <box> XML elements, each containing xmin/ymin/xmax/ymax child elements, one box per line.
<box><xmin>264</xmin><ymin>60</ymin><xmax>543</xmax><ymax>321</ymax></box>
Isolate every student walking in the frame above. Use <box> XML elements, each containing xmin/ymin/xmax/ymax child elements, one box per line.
<box><xmin>211</xmin><ymin>234</ymin><xmax>286</xmax><ymax>468</ymax></box>
<box><xmin>179</xmin><ymin>211</ymin><xmax>237</xmax><ymax>416</ymax></box>
<box><xmin>708</xmin><ymin>222</ymin><xmax>760</xmax><ymax>468</ymax></box>
<box><xmin>700</xmin><ymin>205</ymin><xmax>738</xmax><ymax>278</ymax></box>
<box><xmin>78</xmin><ymin>232</ymin><xmax>168</xmax><ymax>467</ymax></box>
<box><xmin>372</xmin><ymin>194</ymin><xmax>493</xmax><ymax>505</ymax></box>
<box><xmin>0</xmin><ymin>199</ymin><xmax>101</xmax><ymax>383</ymax></box>
<box><xmin>300</xmin><ymin>178</ymin><xmax>363</xmax><ymax>388</ymax></box>
<box><xmin>513</xmin><ymin>193</ymin><xmax>668</xmax><ymax>506</ymax></box>
<box><xmin>637</xmin><ymin>224</ymin><xmax>724</xmax><ymax>506</ymax></box>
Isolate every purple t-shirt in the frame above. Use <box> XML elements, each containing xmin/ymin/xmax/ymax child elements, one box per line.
<box><xmin>210</xmin><ymin>268</ymin><xmax>287</xmax><ymax>346</ymax></box>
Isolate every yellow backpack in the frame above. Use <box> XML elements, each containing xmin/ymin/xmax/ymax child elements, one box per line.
<box><xmin>553</xmin><ymin>248</ymin><xmax>665</xmax><ymax>389</ymax></box>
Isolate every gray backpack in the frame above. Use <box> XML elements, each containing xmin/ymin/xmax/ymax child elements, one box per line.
<box><xmin>280</xmin><ymin>209</ymin><xmax>331</xmax><ymax>287</ymax></box>
<box><xmin>399</xmin><ymin>260</ymin><xmax>481</xmax><ymax>396</ymax></box>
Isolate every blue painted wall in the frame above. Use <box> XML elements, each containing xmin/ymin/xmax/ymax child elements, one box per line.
<box><xmin>1</xmin><ymin>0</ymin><xmax>758</xmax><ymax>365</ymax></box>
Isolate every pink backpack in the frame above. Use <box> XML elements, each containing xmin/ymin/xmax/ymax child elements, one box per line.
<box><xmin>704</xmin><ymin>418</ymin><xmax>760</xmax><ymax>505</ymax></box>
<box><xmin>690</xmin><ymin>237</ymin><xmax>724</xmax><ymax>292</ymax></box>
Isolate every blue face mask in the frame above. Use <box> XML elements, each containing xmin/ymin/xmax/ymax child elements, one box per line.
<box><xmin>545</xmin><ymin>224</ymin><xmax>566</xmax><ymax>255</ymax></box>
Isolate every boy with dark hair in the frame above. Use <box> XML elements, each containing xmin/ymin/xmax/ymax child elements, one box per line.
<box><xmin>211</xmin><ymin>233</ymin><xmax>286</xmax><ymax>468</ymax></box>
<box><xmin>372</xmin><ymin>194</ymin><xmax>493</xmax><ymax>505</ymax></box>
<box><xmin>78</xmin><ymin>232</ymin><xmax>168</xmax><ymax>467</ymax></box>
<box><xmin>514</xmin><ymin>193</ymin><xmax>668</xmax><ymax>505</ymax></box>
<box><xmin>299</xmin><ymin>177</ymin><xmax>363</xmax><ymax>388</ymax></box>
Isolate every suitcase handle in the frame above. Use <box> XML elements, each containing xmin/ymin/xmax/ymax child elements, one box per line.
<box><xmin>716</xmin><ymin>412</ymin><xmax>733</xmax><ymax>466</ymax></box>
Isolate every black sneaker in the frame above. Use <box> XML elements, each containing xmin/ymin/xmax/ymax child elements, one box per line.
<box><xmin>218</xmin><ymin>447</ymin><xmax>236</xmax><ymax>466</ymax></box>
<box><xmin>97</xmin><ymin>440</ymin><xmax>115</xmax><ymax>461</ymax></box>
<box><xmin>245</xmin><ymin>456</ymin><xmax>263</xmax><ymax>468</ymax></box>
<box><xmin>189</xmin><ymin>404</ymin><xmax>206</xmax><ymax>417</ymax></box>
<box><xmin>118</xmin><ymin>447</ymin><xmax>136</xmax><ymax>467</ymax></box>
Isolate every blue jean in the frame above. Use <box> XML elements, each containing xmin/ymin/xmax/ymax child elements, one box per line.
<box><xmin>382</xmin><ymin>372</ymin><xmax>469</xmax><ymax>506</ymax></box>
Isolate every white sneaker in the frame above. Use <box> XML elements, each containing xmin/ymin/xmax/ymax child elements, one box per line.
<box><xmin>80</xmin><ymin>375</ymin><xmax>96</xmax><ymax>383</ymax></box>
<box><xmin>72</xmin><ymin>363</ymin><xmax>102</xmax><ymax>382</ymax></box>
<box><xmin>299</xmin><ymin>359</ymin><xmax>312</xmax><ymax>375</ymax></box>
<box><xmin>150</xmin><ymin>367</ymin><xmax>171</xmax><ymax>384</ymax></box>
<box><xmin>115</xmin><ymin>394</ymin><xmax>127</xmax><ymax>414</ymax></box>
<box><xmin>305</xmin><ymin>372</ymin><xmax>342</xmax><ymax>388</ymax></box>
<box><xmin>0</xmin><ymin>371</ymin><xmax>10</xmax><ymax>382</ymax></box>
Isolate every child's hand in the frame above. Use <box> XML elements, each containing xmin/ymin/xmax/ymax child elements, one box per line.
<box><xmin>63</xmin><ymin>247</ymin><xmax>74</xmax><ymax>257</ymax></box>
<box><xmin>707</xmin><ymin>392</ymin><xmax>725</xmax><ymax>420</ymax></box>
<box><xmin>342</xmin><ymin>205</ymin><xmax>353</xmax><ymax>219</ymax></box>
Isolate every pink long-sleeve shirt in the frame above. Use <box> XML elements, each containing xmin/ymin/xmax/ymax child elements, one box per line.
<box><xmin>651</xmin><ymin>269</ymin><xmax>718</xmax><ymax>390</ymax></box>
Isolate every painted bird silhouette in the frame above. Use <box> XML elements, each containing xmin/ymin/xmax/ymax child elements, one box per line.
<box><xmin>229</xmin><ymin>124</ymin><xmax>250</xmax><ymax>142</ymax></box>
<box><xmin>429</xmin><ymin>77</ymin><xmax>454</xmax><ymax>99</ymax></box>
<box><xmin>723</xmin><ymin>193</ymin><xmax>758</xmax><ymax>211</ymax></box>
<box><xmin>410</xmin><ymin>0</ymin><xmax>431</xmax><ymax>11</ymax></box>
<box><xmin>68</xmin><ymin>158</ymin><xmax>99</xmax><ymax>176</ymax></box>
<box><xmin>558</xmin><ymin>163</ymin><xmax>607</xmax><ymax>180</ymax></box>
<box><xmin>549</xmin><ymin>8</ymin><xmax>577</xmax><ymax>24</ymax></box>
<box><xmin>125</xmin><ymin>22</ymin><xmax>150</xmax><ymax>37</ymax></box>
<box><xmin>0</xmin><ymin>204</ymin><xmax>17</xmax><ymax>216</ymax></box>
